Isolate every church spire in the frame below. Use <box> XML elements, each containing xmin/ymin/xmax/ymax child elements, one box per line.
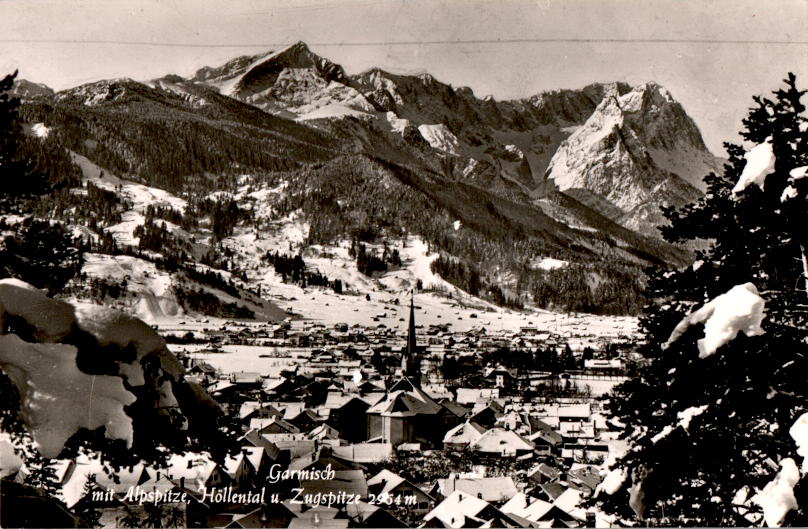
<box><xmin>402</xmin><ymin>289</ymin><xmax>418</xmax><ymax>378</ymax></box>
<box><xmin>407</xmin><ymin>290</ymin><xmax>417</xmax><ymax>358</ymax></box>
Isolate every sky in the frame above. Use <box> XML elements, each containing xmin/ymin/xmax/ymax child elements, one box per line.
<box><xmin>1</xmin><ymin>0</ymin><xmax>806</xmax><ymax>153</ymax></box>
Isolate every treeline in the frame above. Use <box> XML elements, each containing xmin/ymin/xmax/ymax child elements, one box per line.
<box><xmin>32</xmin><ymin>181</ymin><xmax>126</xmax><ymax>231</ymax></box>
<box><xmin>133</xmin><ymin>218</ymin><xmax>193</xmax><ymax>259</ymax></box>
<box><xmin>143</xmin><ymin>204</ymin><xmax>199</xmax><ymax>232</ymax></box>
<box><xmin>273</xmin><ymin>155</ymin><xmax>648</xmax><ymax>314</ymax></box>
<box><xmin>430</xmin><ymin>255</ymin><xmax>482</xmax><ymax>296</ymax></box>
<box><xmin>262</xmin><ymin>251</ymin><xmax>344</xmax><ymax>294</ymax></box>
<box><xmin>19</xmin><ymin>87</ymin><xmax>337</xmax><ymax>192</ymax></box>
<box><xmin>197</xmin><ymin>198</ymin><xmax>247</xmax><ymax>240</ymax></box>
<box><xmin>525</xmin><ymin>262</ymin><xmax>645</xmax><ymax>315</ymax></box>
<box><xmin>182</xmin><ymin>268</ymin><xmax>240</xmax><ymax>298</ymax></box>
<box><xmin>430</xmin><ymin>254</ymin><xmax>522</xmax><ymax>309</ymax></box>
<box><xmin>349</xmin><ymin>239</ymin><xmax>402</xmax><ymax>276</ymax></box>
<box><xmin>174</xmin><ymin>286</ymin><xmax>255</xmax><ymax>319</ymax></box>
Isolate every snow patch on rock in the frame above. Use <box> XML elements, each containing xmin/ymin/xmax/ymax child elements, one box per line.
<box><xmin>28</xmin><ymin>122</ymin><xmax>51</xmax><ymax>139</ymax></box>
<box><xmin>533</xmin><ymin>257</ymin><xmax>568</xmax><ymax>271</ymax></box>
<box><xmin>651</xmin><ymin>425</ymin><xmax>674</xmax><ymax>444</ymax></box>
<box><xmin>385</xmin><ymin>111</ymin><xmax>411</xmax><ymax>134</ymax></box>
<box><xmin>418</xmin><ymin>124</ymin><xmax>459</xmax><ymax>154</ymax></box>
<box><xmin>790</xmin><ymin>166</ymin><xmax>807</xmax><ymax>180</ymax></box>
<box><xmin>504</xmin><ymin>144</ymin><xmax>525</xmax><ymax>159</ymax></box>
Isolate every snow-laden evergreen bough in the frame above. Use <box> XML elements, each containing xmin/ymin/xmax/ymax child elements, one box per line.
<box><xmin>0</xmin><ymin>278</ymin><xmax>238</xmax><ymax>521</ymax></box>
<box><xmin>595</xmin><ymin>74</ymin><xmax>808</xmax><ymax>526</ymax></box>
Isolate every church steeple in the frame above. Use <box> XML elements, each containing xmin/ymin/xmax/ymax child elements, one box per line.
<box><xmin>402</xmin><ymin>290</ymin><xmax>419</xmax><ymax>379</ymax></box>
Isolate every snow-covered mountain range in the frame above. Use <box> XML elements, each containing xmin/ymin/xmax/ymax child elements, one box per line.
<box><xmin>179</xmin><ymin>42</ymin><xmax>722</xmax><ymax>234</ymax></box>
<box><xmin>11</xmin><ymin>41</ymin><xmax>723</xmax><ymax>317</ymax></box>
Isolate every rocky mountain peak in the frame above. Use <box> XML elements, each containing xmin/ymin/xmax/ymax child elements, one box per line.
<box><xmin>10</xmin><ymin>78</ymin><xmax>55</xmax><ymax>100</ymax></box>
<box><xmin>55</xmin><ymin>78</ymin><xmax>148</xmax><ymax>106</ymax></box>
<box><xmin>544</xmin><ymin>80</ymin><xmax>722</xmax><ymax>233</ymax></box>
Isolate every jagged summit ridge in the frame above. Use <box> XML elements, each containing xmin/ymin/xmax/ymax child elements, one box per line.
<box><xmin>188</xmin><ymin>41</ymin><xmax>367</xmax><ymax>119</ymax></box>
<box><xmin>545</xmin><ymin>82</ymin><xmax>721</xmax><ymax>233</ymax></box>
<box><xmin>34</xmin><ymin>41</ymin><xmax>721</xmax><ymax>239</ymax></box>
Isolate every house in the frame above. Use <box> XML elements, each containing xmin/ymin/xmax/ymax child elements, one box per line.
<box><xmin>485</xmin><ymin>366</ymin><xmax>519</xmax><ymax>390</ymax></box>
<box><xmin>527</xmin><ymin>463</ymin><xmax>564</xmax><ymax>485</ymax></box>
<box><xmin>470</xmin><ymin>428</ymin><xmax>534</xmax><ymax>457</ymax></box>
<box><xmin>229</xmin><ymin>372</ymin><xmax>263</xmax><ymax>390</ymax></box>
<box><xmin>163</xmin><ymin>453</ymin><xmax>231</xmax><ymax>495</ymax></box>
<box><xmin>558</xmin><ymin>404</ymin><xmax>591</xmax><ymax>423</ymax></box>
<box><xmin>307</xmin><ymin>424</ymin><xmax>341</xmax><ymax>441</ymax></box>
<box><xmin>249</xmin><ymin>416</ymin><xmax>300</xmax><ymax>435</ymax></box>
<box><xmin>222</xmin><ymin>452</ymin><xmax>256</xmax><ymax>490</ymax></box>
<box><xmin>567</xmin><ymin>463</ymin><xmax>603</xmax><ymax>495</ymax></box>
<box><xmin>495</xmin><ymin>411</ymin><xmax>533</xmax><ymax>434</ymax></box>
<box><xmin>287</xmin><ymin>409</ymin><xmax>322</xmax><ymax>433</ymax></box>
<box><xmin>327</xmin><ymin>396</ymin><xmax>370</xmax><ymax>443</ymax></box>
<box><xmin>261</xmin><ymin>434</ymin><xmax>315</xmax><ymax>458</ymax></box>
<box><xmin>240</xmin><ymin>446</ymin><xmax>273</xmax><ymax>481</ymax></box>
<box><xmin>433</xmin><ymin>476</ymin><xmax>519</xmax><ymax>504</ymax></box>
<box><xmin>238</xmin><ymin>401</ymin><xmax>283</xmax><ymax>423</ymax></box>
<box><xmin>561</xmin><ymin>441</ymin><xmax>609</xmax><ymax>462</ymax></box>
<box><xmin>468</xmin><ymin>400</ymin><xmax>505</xmax><ymax>428</ymax></box>
<box><xmin>500</xmin><ymin>491</ymin><xmax>580</xmax><ymax>525</ymax></box>
<box><xmin>332</xmin><ymin>443</ymin><xmax>394</xmax><ymax>464</ymax></box>
<box><xmin>238</xmin><ymin>430</ymin><xmax>289</xmax><ymax>468</ymax></box>
<box><xmin>439</xmin><ymin>399</ymin><xmax>470</xmax><ymax>420</ymax></box>
<box><xmin>299</xmin><ymin>469</ymin><xmax>368</xmax><ymax>501</ymax></box>
<box><xmin>366</xmin><ymin>377</ymin><xmax>452</xmax><ymax>447</ymax></box>
<box><xmin>422</xmin><ymin>491</ymin><xmax>519</xmax><ymax>528</ymax></box>
<box><xmin>206</xmin><ymin>381</ymin><xmax>239</xmax><ymax>402</ymax></box>
<box><xmin>529</xmin><ymin>429</ymin><xmax>563</xmax><ymax>455</ymax></box>
<box><xmin>442</xmin><ymin>421</ymin><xmax>486</xmax><ymax>450</ymax></box>
<box><xmin>456</xmin><ymin>388</ymin><xmax>500</xmax><ymax>405</ymax></box>
<box><xmin>552</xmin><ymin>488</ymin><xmax>588</xmax><ymax>523</ymax></box>
<box><xmin>500</xmin><ymin>492</ymin><xmax>556</xmax><ymax>523</ymax></box>
<box><xmin>368</xmin><ymin>469</ymin><xmax>435</xmax><ymax>513</ymax></box>
<box><xmin>345</xmin><ymin>501</ymin><xmax>407</xmax><ymax>528</ymax></box>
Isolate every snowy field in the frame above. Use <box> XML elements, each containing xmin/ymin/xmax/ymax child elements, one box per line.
<box><xmin>170</xmin><ymin>344</ymin><xmax>304</xmax><ymax>376</ymax></box>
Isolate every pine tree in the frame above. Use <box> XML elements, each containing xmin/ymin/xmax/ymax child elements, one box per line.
<box><xmin>0</xmin><ymin>218</ymin><xmax>83</xmax><ymax>295</ymax></box>
<box><xmin>74</xmin><ymin>475</ymin><xmax>103</xmax><ymax>528</ymax></box>
<box><xmin>596</xmin><ymin>74</ymin><xmax>808</xmax><ymax>526</ymax></box>
<box><xmin>0</xmin><ymin>71</ymin><xmax>50</xmax><ymax>207</ymax></box>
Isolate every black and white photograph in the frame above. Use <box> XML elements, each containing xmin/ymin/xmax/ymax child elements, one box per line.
<box><xmin>0</xmin><ymin>0</ymin><xmax>806</xmax><ymax>527</ymax></box>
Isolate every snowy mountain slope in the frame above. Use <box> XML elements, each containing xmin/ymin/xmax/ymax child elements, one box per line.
<box><xmin>81</xmin><ymin>253</ymin><xmax>183</xmax><ymax>322</ymax></box>
<box><xmin>545</xmin><ymin>83</ymin><xmax>721</xmax><ymax>233</ymax></box>
<box><xmin>70</xmin><ymin>152</ymin><xmax>190</xmax><ymax>247</ymax></box>
<box><xmin>188</xmin><ymin>44</ymin><xmax>719</xmax><ymax>237</ymax></box>
<box><xmin>12</xmin><ymin>42</ymin><xmax>725</xmax><ymax>316</ymax></box>
<box><xmin>191</xmin><ymin>42</ymin><xmax>372</xmax><ymax>120</ymax></box>
<box><xmin>57</xmin><ymin>154</ymin><xmax>286</xmax><ymax>321</ymax></box>
<box><xmin>10</xmin><ymin>78</ymin><xmax>55</xmax><ymax>100</ymax></box>
<box><xmin>71</xmin><ymin>152</ymin><xmax>188</xmax><ymax>213</ymax></box>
